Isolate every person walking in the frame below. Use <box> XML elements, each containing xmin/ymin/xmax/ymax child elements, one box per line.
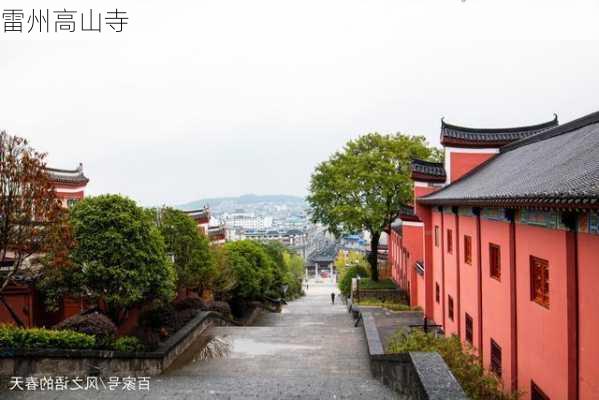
<box><xmin>331</xmin><ymin>292</ymin><xmax>335</xmax><ymax>304</ymax></box>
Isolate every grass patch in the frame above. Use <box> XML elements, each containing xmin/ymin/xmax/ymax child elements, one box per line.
<box><xmin>356</xmin><ymin>298</ymin><xmax>416</xmax><ymax>312</ymax></box>
<box><xmin>387</xmin><ymin>330</ymin><xmax>520</xmax><ymax>400</ymax></box>
<box><xmin>359</xmin><ymin>278</ymin><xmax>397</xmax><ymax>290</ymax></box>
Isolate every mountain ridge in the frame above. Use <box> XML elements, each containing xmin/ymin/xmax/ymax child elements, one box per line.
<box><xmin>177</xmin><ymin>194</ymin><xmax>306</xmax><ymax>211</ymax></box>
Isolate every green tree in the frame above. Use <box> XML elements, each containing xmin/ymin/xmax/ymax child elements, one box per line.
<box><xmin>308</xmin><ymin>133</ymin><xmax>437</xmax><ymax>281</ymax></box>
<box><xmin>42</xmin><ymin>195</ymin><xmax>176</xmax><ymax>321</ymax></box>
<box><xmin>156</xmin><ymin>207</ymin><xmax>215</xmax><ymax>292</ymax></box>
<box><xmin>223</xmin><ymin>240</ymin><xmax>275</xmax><ymax>300</ymax></box>
<box><xmin>259</xmin><ymin>241</ymin><xmax>305</xmax><ymax>298</ymax></box>
<box><xmin>337</xmin><ymin>264</ymin><xmax>369</xmax><ymax>297</ymax></box>
<box><xmin>209</xmin><ymin>245</ymin><xmax>238</xmax><ymax>300</ymax></box>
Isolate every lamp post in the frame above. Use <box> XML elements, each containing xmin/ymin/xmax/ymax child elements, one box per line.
<box><xmin>356</xmin><ymin>275</ymin><xmax>361</xmax><ymax>304</ymax></box>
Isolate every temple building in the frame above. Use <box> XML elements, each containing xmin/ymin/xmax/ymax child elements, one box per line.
<box><xmin>46</xmin><ymin>163</ymin><xmax>89</xmax><ymax>207</ymax></box>
<box><xmin>389</xmin><ymin>111</ymin><xmax>599</xmax><ymax>400</ymax></box>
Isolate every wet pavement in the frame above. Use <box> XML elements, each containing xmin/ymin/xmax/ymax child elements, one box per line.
<box><xmin>2</xmin><ymin>280</ymin><xmax>398</xmax><ymax>399</ymax></box>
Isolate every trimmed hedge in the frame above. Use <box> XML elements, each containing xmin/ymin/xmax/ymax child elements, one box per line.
<box><xmin>0</xmin><ymin>324</ymin><xmax>95</xmax><ymax>350</ymax></box>
<box><xmin>113</xmin><ymin>336</ymin><xmax>145</xmax><ymax>352</ymax></box>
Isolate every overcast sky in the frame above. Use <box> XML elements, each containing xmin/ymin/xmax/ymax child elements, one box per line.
<box><xmin>1</xmin><ymin>1</ymin><xmax>599</xmax><ymax>206</ymax></box>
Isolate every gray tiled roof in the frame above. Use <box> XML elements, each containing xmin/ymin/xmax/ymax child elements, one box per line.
<box><xmin>411</xmin><ymin>159</ymin><xmax>446</xmax><ymax>178</ymax></box>
<box><xmin>46</xmin><ymin>163</ymin><xmax>89</xmax><ymax>185</ymax></box>
<box><xmin>441</xmin><ymin>115</ymin><xmax>558</xmax><ymax>146</ymax></box>
<box><xmin>420</xmin><ymin>111</ymin><xmax>599</xmax><ymax>208</ymax></box>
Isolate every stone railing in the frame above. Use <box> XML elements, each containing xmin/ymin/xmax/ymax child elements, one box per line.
<box><xmin>0</xmin><ymin>311</ymin><xmax>235</xmax><ymax>377</ymax></box>
<box><xmin>361</xmin><ymin>312</ymin><xmax>468</xmax><ymax>400</ymax></box>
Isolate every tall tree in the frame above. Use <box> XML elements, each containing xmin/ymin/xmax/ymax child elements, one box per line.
<box><xmin>156</xmin><ymin>207</ymin><xmax>215</xmax><ymax>292</ymax></box>
<box><xmin>0</xmin><ymin>131</ymin><xmax>70</xmax><ymax>326</ymax></box>
<box><xmin>57</xmin><ymin>195</ymin><xmax>177</xmax><ymax>322</ymax></box>
<box><xmin>307</xmin><ymin>133</ymin><xmax>437</xmax><ymax>281</ymax></box>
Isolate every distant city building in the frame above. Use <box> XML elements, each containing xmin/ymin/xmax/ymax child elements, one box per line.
<box><xmin>221</xmin><ymin>213</ymin><xmax>273</xmax><ymax>230</ymax></box>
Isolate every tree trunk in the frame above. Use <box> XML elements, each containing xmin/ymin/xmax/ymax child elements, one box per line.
<box><xmin>369</xmin><ymin>231</ymin><xmax>380</xmax><ymax>282</ymax></box>
<box><xmin>0</xmin><ymin>295</ymin><xmax>25</xmax><ymax>327</ymax></box>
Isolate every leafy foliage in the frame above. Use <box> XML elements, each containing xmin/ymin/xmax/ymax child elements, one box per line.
<box><xmin>156</xmin><ymin>207</ymin><xmax>215</xmax><ymax>291</ymax></box>
<box><xmin>337</xmin><ymin>264</ymin><xmax>369</xmax><ymax>297</ymax></box>
<box><xmin>258</xmin><ymin>241</ymin><xmax>304</xmax><ymax>299</ymax></box>
<box><xmin>387</xmin><ymin>330</ymin><xmax>520</xmax><ymax>400</ymax></box>
<box><xmin>40</xmin><ymin>195</ymin><xmax>177</xmax><ymax>320</ymax></box>
<box><xmin>209</xmin><ymin>245</ymin><xmax>238</xmax><ymax>301</ymax></box>
<box><xmin>0</xmin><ymin>131</ymin><xmax>73</xmax><ymax>326</ymax></box>
<box><xmin>113</xmin><ymin>336</ymin><xmax>145</xmax><ymax>352</ymax></box>
<box><xmin>223</xmin><ymin>240</ymin><xmax>275</xmax><ymax>300</ymax></box>
<box><xmin>53</xmin><ymin>312</ymin><xmax>117</xmax><ymax>348</ymax></box>
<box><xmin>0</xmin><ymin>324</ymin><xmax>95</xmax><ymax>350</ymax></box>
<box><xmin>308</xmin><ymin>133</ymin><xmax>438</xmax><ymax>280</ymax></box>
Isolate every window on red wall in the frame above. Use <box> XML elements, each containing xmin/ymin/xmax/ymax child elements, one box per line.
<box><xmin>464</xmin><ymin>235</ymin><xmax>472</xmax><ymax>265</ymax></box>
<box><xmin>489</xmin><ymin>243</ymin><xmax>501</xmax><ymax>281</ymax></box>
<box><xmin>434</xmin><ymin>226</ymin><xmax>439</xmax><ymax>247</ymax></box>
<box><xmin>447</xmin><ymin>229</ymin><xmax>453</xmax><ymax>254</ymax></box>
<box><xmin>490</xmin><ymin>339</ymin><xmax>502</xmax><ymax>377</ymax></box>
<box><xmin>531</xmin><ymin>381</ymin><xmax>550</xmax><ymax>400</ymax></box>
<box><xmin>448</xmin><ymin>295</ymin><xmax>454</xmax><ymax>320</ymax></box>
<box><xmin>435</xmin><ymin>283</ymin><xmax>440</xmax><ymax>303</ymax></box>
<box><xmin>465</xmin><ymin>313</ymin><xmax>473</xmax><ymax>344</ymax></box>
<box><xmin>530</xmin><ymin>256</ymin><xmax>550</xmax><ymax>309</ymax></box>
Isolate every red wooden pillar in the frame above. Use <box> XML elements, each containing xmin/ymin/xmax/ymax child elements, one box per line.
<box><xmin>563</xmin><ymin>212</ymin><xmax>579</xmax><ymax>400</ymax></box>
<box><xmin>440</xmin><ymin>207</ymin><xmax>446</xmax><ymax>330</ymax></box>
<box><xmin>474</xmin><ymin>207</ymin><xmax>484</xmax><ymax>364</ymax></box>
<box><xmin>508</xmin><ymin>209</ymin><xmax>518</xmax><ymax>392</ymax></box>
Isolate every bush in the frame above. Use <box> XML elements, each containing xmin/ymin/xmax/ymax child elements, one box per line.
<box><xmin>206</xmin><ymin>301</ymin><xmax>232</xmax><ymax>317</ymax></box>
<box><xmin>53</xmin><ymin>312</ymin><xmax>117</xmax><ymax>348</ymax></box>
<box><xmin>113</xmin><ymin>336</ymin><xmax>145</xmax><ymax>352</ymax></box>
<box><xmin>338</xmin><ymin>265</ymin><xmax>369</xmax><ymax>297</ymax></box>
<box><xmin>139</xmin><ymin>304</ymin><xmax>176</xmax><ymax>329</ymax></box>
<box><xmin>387</xmin><ymin>330</ymin><xmax>519</xmax><ymax>400</ymax></box>
<box><xmin>173</xmin><ymin>297</ymin><xmax>207</xmax><ymax>311</ymax></box>
<box><xmin>0</xmin><ymin>324</ymin><xmax>95</xmax><ymax>350</ymax></box>
<box><xmin>223</xmin><ymin>240</ymin><xmax>275</xmax><ymax>300</ymax></box>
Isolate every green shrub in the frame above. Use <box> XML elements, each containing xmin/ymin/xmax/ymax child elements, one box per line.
<box><xmin>0</xmin><ymin>324</ymin><xmax>95</xmax><ymax>350</ymax></box>
<box><xmin>387</xmin><ymin>330</ymin><xmax>519</xmax><ymax>400</ymax></box>
<box><xmin>113</xmin><ymin>336</ymin><xmax>145</xmax><ymax>352</ymax></box>
<box><xmin>338</xmin><ymin>265</ymin><xmax>369</xmax><ymax>297</ymax></box>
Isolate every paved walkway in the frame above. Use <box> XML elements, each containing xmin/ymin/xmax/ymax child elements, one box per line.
<box><xmin>3</xmin><ymin>281</ymin><xmax>397</xmax><ymax>399</ymax></box>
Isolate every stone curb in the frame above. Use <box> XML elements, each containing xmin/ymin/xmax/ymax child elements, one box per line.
<box><xmin>360</xmin><ymin>310</ymin><xmax>469</xmax><ymax>400</ymax></box>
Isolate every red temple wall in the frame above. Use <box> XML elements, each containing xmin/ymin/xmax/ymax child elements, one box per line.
<box><xmin>442</xmin><ymin>211</ymin><xmax>459</xmax><ymax>336</ymax></box>
<box><xmin>515</xmin><ymin>223</ymin><xmax>569</xmax><ymax>400</ymax></box>
<box><xmin>578</xmin><ymin>231</ymin><xmax>599</xmax><ymax>400</ymax></box>
<box><xmin>457</xmin><ymin>215</ymin><xmax>480</xmax><ymax>354</ymax></box>
<box><xmin>402</xmin><ymin>224</ymin><xmax>424</xmax><ymax>308</ymax></box>
<box><xmin>449</xmin><ymin>152</ymin><xmax>495</xmax><ymax>182</ymax></box>
<box><xmin>432</xmin><ymin>210</ymin><xmax>444</xmax><ymax>325</ymax></box>
<box><xmin>480</xmin><ymin>218</ymin><xmax>514</xmax><ymax>390</ymax></box>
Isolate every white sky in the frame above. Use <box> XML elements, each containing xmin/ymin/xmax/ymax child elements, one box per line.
<box><xmin>1</xmin><ymin>1</ymin><xmax>599</xmax><ymax>206</ymax></box>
